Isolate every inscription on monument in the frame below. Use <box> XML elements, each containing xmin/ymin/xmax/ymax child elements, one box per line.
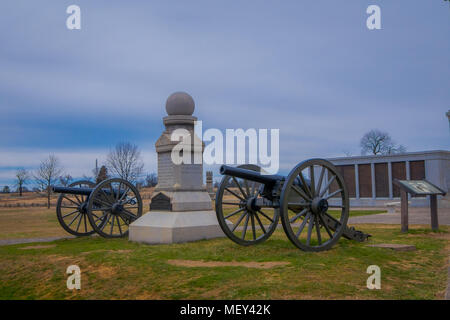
<box><xmin>157</xmin><ymin>153</ymin><xmax>175</xmax><ymax>189</ymax></box>
<box><xmin>150</xmin><ymin>192</ymin><xmax>172</xmax><ymax>211</ymax></box>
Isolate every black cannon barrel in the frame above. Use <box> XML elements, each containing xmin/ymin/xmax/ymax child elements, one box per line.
<box><xmin>219</xmin><ymin>165</ymin><xmax>283</xmax><ymax>185</ymax></box>
<box><xmin>52</xmin><ymin>186</ymin><xmax>93</xmax><ymax>196</ymax></box>
<box><xmin>52</xmin><ymin>186</ymin><xmax>129</xmax><ymax>199</ymax></box>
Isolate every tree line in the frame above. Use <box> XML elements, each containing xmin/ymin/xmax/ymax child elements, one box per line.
<box><xmin>2</xmin><ymin>142</ymin><xmax>158</xmax><ymax>209</ymax></box>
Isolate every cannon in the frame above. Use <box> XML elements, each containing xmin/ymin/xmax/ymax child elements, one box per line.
<box><xmin>215</xmin><ymin>159</ymin><xmax>370</xmax><ymax>251</ymax></box>
<box><xmin>52</xmin><ymin>178</ymin><xmax>143</xmax><ymax>238</ymax></box>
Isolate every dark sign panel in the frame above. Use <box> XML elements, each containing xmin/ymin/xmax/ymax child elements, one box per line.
<box><xmin>150</xmin><ymin>192</ymin><xmax>172</xmax><ymax>211</ymax></box>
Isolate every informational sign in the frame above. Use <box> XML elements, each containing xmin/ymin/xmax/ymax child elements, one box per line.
<box><xmin>393</xmin><ymin>180</ymin><xmax>446</xmax><ymax>196</ymax></box>
<box><xmin>393</xmin><ymin>179</ymin><xmax>446</xmax><ymax>232</ymax></box>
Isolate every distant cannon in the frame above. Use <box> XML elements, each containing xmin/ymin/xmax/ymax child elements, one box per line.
<box><xmin>215</xmin><ymin>159</ymin><xmax>370</xmax><ymax>252</ymax></box>
<box><xmin>52</xmin><ymin>178</ymin><xmax>142</xmax><ymax>238</ymax></box>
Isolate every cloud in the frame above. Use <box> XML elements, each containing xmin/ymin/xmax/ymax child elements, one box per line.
<box><xmin>0</xmin><ymin>1</ymin><xmax>448</xmax><ymax>186</ymax></box>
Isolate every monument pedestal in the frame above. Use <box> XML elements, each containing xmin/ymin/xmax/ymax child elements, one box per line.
<box><xmin>128</xmin><ymin>92</ymin><xmax>226</xmax><ymax>244</ymax></box>
<box><xmin>150</xmin><ymin>191</ymin><xmax>213</xmax><ymax>212</ymax></box>
<box><xmin>129</xmin><ymin>210</ymin><xmax>225</xmax><ymax>244</ymax></box>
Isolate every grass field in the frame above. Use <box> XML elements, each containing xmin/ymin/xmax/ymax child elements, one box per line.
<box><xmin>0</xmin><ymin>225</ymin><xmax>448</xmax><ymax>299</ymax></box>
<box><xmin>0</xmin><ymin>206</ymin><xmax>448</xmax><ymax>300</ymax></box>
<box><xmin>0</xmin><ymin>206</ymin><xmax>385</xmax><ymax>240</ymax></box>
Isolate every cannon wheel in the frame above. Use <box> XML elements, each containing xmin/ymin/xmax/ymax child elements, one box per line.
<box><xmin>280</xmin><ymin>159</ymin><xmax>349</xmax><ymax>252</ymax></box>
<box><xmin>56</xmin><ymin>180</ymin><xmax>97</xmax><ymax>237</ymax></box>
<box><xmin>87</xmin><ymin>178</ymin><xmax>143</xmax><ymax>238</ymax></box>
<box><xmin>215</xmin><ymin>164</ymin><xmax>279</xmax><ymax>246</ymax></box>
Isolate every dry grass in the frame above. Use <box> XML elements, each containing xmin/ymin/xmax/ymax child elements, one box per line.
<box><xmin>0</xmin><ymin>224</ymin><xmax>448</xmax><ymax>300</ymax></box>
<box><xmin>0</xmin><ymin>187</ymin><xmax>155</xmax><ymax>207</ymax></box>
<box><xmin>0</xmin><ymin>188</ymin><xmax>155</xmax><ymax>240</ymax></box>
<box><xmin>0</xmin><ymin>200</ymin><xmax>448</xmax><ymax>300</ymax></box>
<box><xmin>0</xmin><ymin>207</ymin><xmax>68</xmax><ymax>239</ymax></box>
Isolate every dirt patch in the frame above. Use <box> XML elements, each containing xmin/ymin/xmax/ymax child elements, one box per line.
<box><xmin>167</xmin><ymin>259</ymin><xmax>290</xmax><ymax>269</ymax></box>
<box><xmin>20</xmin><ymin>244</ymin><xmax>57</xmax><ymax>250</ymax></box>
<box><xmin>91</xmin><ymin>265</ymin><xmax>117</xmax><ymax>279</ymax></box>
<box><xmin>133</xmin><ymin>290</ymin><xmax>162</xmax><ymax>300</ymax></box>
<box><xmin>79</xmin><ymin>249</ymin><xmax>132</xmax><ymax>255</ymax></box>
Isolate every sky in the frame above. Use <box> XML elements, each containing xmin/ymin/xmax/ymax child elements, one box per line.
<box><xmin>0</xmin><ymin>1</ymin><xmax>449</xmax><ymax>188</ymax></box>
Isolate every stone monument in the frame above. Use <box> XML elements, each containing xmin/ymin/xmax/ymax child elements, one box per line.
<box><xmin>129</xmin><ymin>92</ymin><xmax>225</xmax><ymax>244</ymax></box>
<box><xmin>206</xmin><ymin>171</ymin><xmax>214</xmax><ymax>199</ymax></box>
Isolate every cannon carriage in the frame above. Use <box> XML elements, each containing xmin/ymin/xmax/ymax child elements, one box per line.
<box><xmin>53</xmin><ymin>178</ymin><xmax>143</xmax><ymax>238</ymax></box>
<box><xmin>215</xmin><ymin>159</ymin><xmax>370</xmax><ymax>251</ymax></box>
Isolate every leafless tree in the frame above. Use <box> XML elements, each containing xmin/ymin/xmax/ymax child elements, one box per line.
<box><xmin>59</xmin><ymin>174</ymin><xmax>73</xmax><ymax>187</ymax></box>
<box><xmin>106</xmin><ymin>142</ymin><xmax>144</xmax><ymax>183</ymax></box>
<box><xmin>145</xmin><ymin>173</ymin><xmax>158</xmax><ymax>187</ymax></box>
<box><xmin>360</xmin><ymin>129</ymin><xmax>406</xmax><ymax>155</ymax></box>
<box><xmin>15</xmin><ymin>168</ymin><xmax>30</xmax><ymax>196</ymax></box>
<box><xmin>96</xmin><ymin>165</ymin><xmax>109</xmax><ymax>184</ymax></box>
<box><xmin>81</xmin><ymin>174</ymin><xmax>94</xmax><ymax>182</ymax></box>
<box><xmin>384</xmin><ymin>144</ymin><xmax>407</xmax><ymax>155</ymax></box>
<box><xmin>342</xmin><ymin>150</ymin><xmax>353</xmax><ymax>157</ymax></box>
<box><xmin>34</xmin><ymin>155</ymin><xmax>63</xmax><ymax>208</ymax></box>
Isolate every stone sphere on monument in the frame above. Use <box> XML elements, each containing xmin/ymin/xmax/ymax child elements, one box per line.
<box><xmin>165</xmin><ymin>92</ymin><xmax>195</xmax><ymax>116</ymax></box>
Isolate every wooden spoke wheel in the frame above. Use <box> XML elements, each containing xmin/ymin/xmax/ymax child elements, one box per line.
<box><xmin>215</xmin><ymin>164</ymin><xmax>279</xmax><ymax>246</ymax></box>
<box><xmin>56</xmin><ymin>180</ymin><xmax>96</xmax><ymax>237</ymax></box>
<box><xmin>87</xmin><ymin>178</ymin><xmax>143</xmax><ymax>238</ymax></box>
<box><xmin>280</xmin><ymin>159</ymin><xmax>349</xmax><ymax>252</ymax></box>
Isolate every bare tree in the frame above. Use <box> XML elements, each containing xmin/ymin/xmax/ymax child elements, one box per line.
<box><xmin>96</xmin><ymin>165</ymin><xmax>109</xmax><ymax>184</ymax></box>
<box><xmin>34</xmin><ymin>155</ymin><xmax>63</xmax><ymax>209</ymax></box>
<box><xmin>384</xmin><ymin>144</ymin><xmax>407</xmax><ymax>155</ymax></box>
<box><xmin>360</xmin><ymin>129</ymin><xmax>406</xmax><ymax>155</ymax></box>
<box><xmin>145</xmin><ymin>173</ymin><xmax>158</xmax><ymax>187</ymax></box>
<box><xmin>81</xmin><ymin>174</ymin><xmax>94</xmax><ymax>182</ymax></box>
<box><xmin>106</xmin><ymin>142</ymin><xmax>144</xmax><ymax>183</ymax></box>
<box><xmin>59</xmin><ymin>174</ymin><xmax>73</xmax><ymax>187</ymax></box>
<box><xmin>15</xmin><ymin>168</ymin><xmax>30</xmax><ymax>196</ymax></box>
<box><xmin>342</xmin><ymin>150</ymin><xmax>353</xmax><ymax>157</ymax></box>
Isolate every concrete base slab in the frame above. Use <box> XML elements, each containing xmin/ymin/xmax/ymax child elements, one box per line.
<box><xmin>129</xmin><ymin>210</ymin><xmax>228</xmax><ymax>244</ymax></box>
<box><xmin>368</xmin><ymin>243</ymin><xmax>416</xmax><ymax>251</ymax></box>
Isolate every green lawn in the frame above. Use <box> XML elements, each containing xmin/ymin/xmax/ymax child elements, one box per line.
<box><xmin>0</xmin><ymin>224</ymin><xmax>448</xmax><ymax>300</ymax></box>
<box><xmin>0</xmin><ymin>207</ymin><xmax>386</xmax><ymax>240</ymax></box>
